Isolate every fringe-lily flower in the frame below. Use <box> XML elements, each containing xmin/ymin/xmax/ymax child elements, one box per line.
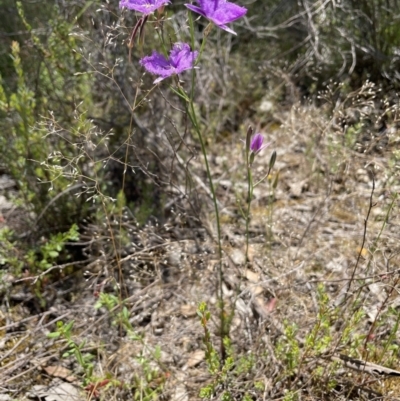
<box><xmin>120</xmin><ymin>0</ymin><xmax>170</xmax><ymax>15</ymax></box>
<box><xmin>140</xmin><ymin>43</ymin><xmax>199</xmax><ymax>84</ymax></box>
<box><xmin>185</xmin><ymin>0</ymin><xmax>247</xmax><ymax>35</ymax></box>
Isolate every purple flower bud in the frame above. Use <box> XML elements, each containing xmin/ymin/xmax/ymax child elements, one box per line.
<box><xmin>250</xmin><ymin>133</ymin><xmax>266</xmax><ymax>154</ymax></box>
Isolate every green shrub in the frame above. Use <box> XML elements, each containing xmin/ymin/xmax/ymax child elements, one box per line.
<box><xmin>0</xmin><ymin>2</ymin><xmax>96</xmax><ymax>233</ymax></box>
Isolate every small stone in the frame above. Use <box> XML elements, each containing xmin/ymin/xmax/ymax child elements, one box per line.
<box><xmin>172</xmin><ymin>384</ymin><xmax>189</xmax><ymax>401</ymax></box>
<box><xmin>245</xmin><ymin>269</ymin><xmax>260</xmax><ymax>283</ymax></box>
<box><xmin>180</xmin><ymin>304</ymin><xmax>197</xmax><ymax>318</ymax></box>
<box><xmin>230</xmin><ymin>249</ymin><xmax>245</xmax><ymax>265</ymax></box>
<box><xmin>185</xmin><ymin>349</ymin><xmax>205</xmax><ymax>368</ymax></box>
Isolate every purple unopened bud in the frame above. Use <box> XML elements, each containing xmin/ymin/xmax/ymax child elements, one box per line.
<box><xmin>250</xmin><ymin>133</ymin><xmax>266</xmax><ymax>154</ymax></box>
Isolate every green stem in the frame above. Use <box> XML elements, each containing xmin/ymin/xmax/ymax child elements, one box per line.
<box><xmin>188</xmin><ymin>104</ymin><xmax>223</xmax><ymax>270</ymax></box>
<box><xmin>182</xmin><ymin>18</ymin><xmax>225</xmax><ymax>359</ymax></box>
<box><xmin>245</xmin><ymin>165</ymin><xmax>253</xmax><ymax>263</ymax></box>
<box><xmin>181</xmin><ymin>87</ymin><xmax>225</xmax><ymax>359</ymax></box>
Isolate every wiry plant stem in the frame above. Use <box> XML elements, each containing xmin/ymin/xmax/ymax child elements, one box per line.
<box><xmin>245</xmin><ymin>165</ymin><xmax>253</xmax><ymax>263</ymax></box>
<box><xmin>186</xmin><ymin>100</ymin><xmax>226</xmax><ymax>359</ymax></box>
<box><xmin>185</xmin><ymin>15</ymin><xmax>226</xmax><ymax>359</ymax></box>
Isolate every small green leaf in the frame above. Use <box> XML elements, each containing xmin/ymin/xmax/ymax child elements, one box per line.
<box><xmin>48</xmin><ymin>250</ymin><xmax>59</xmax><ymax>258</ymax></box>
<box><xmin>47</xmin><ymin>332</ymin><xmax>61</xmax><ymax>339</ymax></box>
<box><xmin>65</xmin><ymin>320</ymin><xmax>75</xmax><ymax>332</ymax></box>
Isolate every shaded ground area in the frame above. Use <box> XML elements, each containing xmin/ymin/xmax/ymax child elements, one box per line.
<box><xmin>2</xmin><ymin>97</ymin><xmax>400</xmax><ymax>400</ymax></box>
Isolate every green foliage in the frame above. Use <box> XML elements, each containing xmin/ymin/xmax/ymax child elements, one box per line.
<box><xmin>235</xmin><ymin>353</ymin><xmax>255</xmax><ymax>375</ymax></box>
<box><xmin>199</xmin><ymin>385</ymin><xmax>214</xmax><ymax>399</ymax></box>
<box><xmin>339</xmin><ymin>307</ymin><xmax>365</xmax><ymax>351</ymax></box>
<box><xmin>48</xmin><ymin>316</ymin><xmax>164</xmax><ymax>399</ymax></box>
<box><xmin>197</xmin><ymin>302</ymin><xmax>262</xmax><ymax>400</ymax></box>
<box><xmin>304</xmin><ymin>285</ymin><xmax>334</xmax><ymax>355</ymax></box>
<box><xmin>198</xmin><ymin>302</ymin><xmax>221</xmax><ymax>375</ymax></box>
<box><xmin>0</xmin><ymin>41</ymin><xmax>38</xmax><ymax>195</ymax></box>
<box><xmin>283</xmin><ymin>390</ymin><xmax>298</xmax><ymax>401</ymax></box>
<box><xmin>95</xmin><ymin>292</ymin><xmax>164</xmax><ymax>400</ymax></box>
<box><xmin>48</xmin><ymin>321</ymin><xmax>123</xmax><ymax>398</ymax></box>
<box><xmin>0</xmin><ymin>222</ymin><xmax>78</xmax><ymax>307</ymax></box>
<box><xmin>0</xmin><ymin>2</ymin><xmax>95</xmax><ymax>237</ymax></box>
<box><xmin>0</xmin><ymin>227</ymin><xmax>24</xmax><ymax>273</ymax></box>
<box><xmin>29</xmin><ymin>224</ymin><xmax>79</xmax><ymax>271</ymax></box>
<box><xmin>94</xmin><ymin>292</ymin><xmax>141</xmax><ymax>340</ymax></box>
<box><xmin>344</xmin><ymin>122</ymin><xmax>362</xmax><ymax>148</ymax></box>
<box><xmin>48</xmin><ymin>320</ymin><xmax>95</xmax><ymax>383</ymax></box>
<box><xmin>381</xmin><ymin>307</ymin><xmax>400</xmax><ymax>365</ymax></box>
<box><xmin>0</xmin><ymin>223</ymin><xmax>78</xmax><ymax>276</ymax></box>
<box><xmin>132</xmin><ymin>351</ymin><xmax>165</xmax><ymax>401</ymax></box>
<box><xmin>276</xmin><ymin>321</ymin><xmax>301</xmax><ymax>375</ymax></box>
<box><xmin>15</xmin><ymin>1</ymin><xmax>92</xmax><ymax>117</ymax></box>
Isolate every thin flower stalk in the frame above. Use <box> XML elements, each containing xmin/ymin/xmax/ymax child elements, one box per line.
<box><xmin>182</xmin><ymin>17</ymin><xmax>226</xmax><ymax>358</ymax></box>
<box><xmin>244</xmin><ymin>131</ymin><xmax>276</xmax><ymax>262</ymax></box>
<box><xmin>245</xmin><ymin>163</ymin><xmax>253</xmax><ymax>263</ymax></box>
<box><xmin>183</xmin><ymin>90</ymin><xmax>226</xmax><ymax>359</ymax></box>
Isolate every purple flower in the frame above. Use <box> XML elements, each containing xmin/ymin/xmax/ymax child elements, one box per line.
<box><xmin>185</xmin><ymin>0</ymin><xmax>247</xmax><ymax>35</ymax></box>
<box><xmin>250</xmin><ymin>133</ymin><xmax>267</xmax><ymax>154</ymax></box>
<box><xmin>140</xmin><ymin>43</ymin><xmax>199</xmax><ymax>84</ymax></box>
<box><xmin>120</xmin><ymin>0</ymin><xmax>170</xmax><ymax>15</ymax></box>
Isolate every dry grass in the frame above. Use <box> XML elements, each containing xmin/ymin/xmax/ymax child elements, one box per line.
<box><xmin>2</xmin><ymin>79</ymin><xmax>400</xmax><ymax>401</ymax></box>
<box><xmin>2</xmin><ymin>0</ymin><xmax>400</xmax><ymax>399</ymax></box>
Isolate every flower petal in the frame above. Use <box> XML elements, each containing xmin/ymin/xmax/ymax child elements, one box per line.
<box><xmin>153</xmin><ymin>76</ymin><xmax>166</xmax><ymax>84</ymax></box>
<box><xmin>250</xmin><ymin>133</ymin><xmax>266</xmax><ymax>154</ymax></box>
<box><xmin>140</xmin><ymin>51</ymin><xmax>173</xmax><ymax>77</ymax></box>
<box><xmin>213</xmin><ymin>2</ymin><xmax>247</xmax><ymax>24</ymax></box>
<box><xmin>214</xmin><ymin>23</ymin><xmax>237</xmax><ymax>35</ymax></box>
<box><xmin>140</xmin><ymin>43</ymin><xmax>198</xmax><ymax>83</ymax></box>
<box><xmin>197</xmin><ymin>0</ymin><xmax>217</xmax><ymax>16</ymax></box>
<box><xmin>184</xmin><ymin>4</ymin><xmax>208</xmax><ymax>19</ymax></box>
<box><xmin>185</xmin><ymin>0</ymin><xmax>247</xmax><ymax>34</ymax></box>
<box><xmin>120</xmin><ymin>0</ymin><xmax>170</xmax><ymax>15</ymax></box>
<box><xmin>169</xmin><ymin>43</ymin><xmax>198</xmax><ymax>73</ymax></box>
